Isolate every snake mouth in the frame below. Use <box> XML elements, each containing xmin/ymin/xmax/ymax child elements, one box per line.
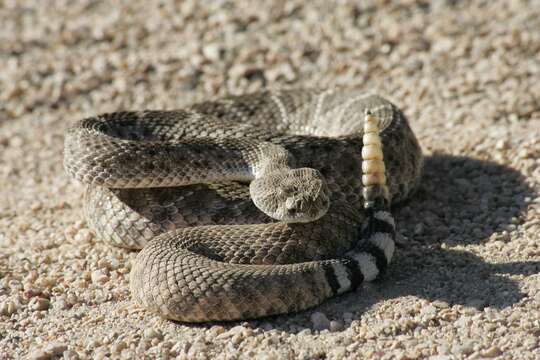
<box><xmin>251</xmin><ymin>186</ymin><xmax>331</xmax><ymax>223</ymax></box>
<box><xmin>279</xmin><ymin>194</ymin><xmax>330</xmax><ymax>223</ymax></box>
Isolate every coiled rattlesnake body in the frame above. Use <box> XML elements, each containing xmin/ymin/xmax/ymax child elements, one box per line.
<box><xmin>64</xmin><ymin>89</ymin><xmax>423</xmax><ymax>322</ymax></box>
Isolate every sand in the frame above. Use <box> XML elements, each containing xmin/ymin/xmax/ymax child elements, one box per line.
<box><xmin>0</xmin><ymin>0</ymin><xmax>539</xmax><ymax>359</ymax></box>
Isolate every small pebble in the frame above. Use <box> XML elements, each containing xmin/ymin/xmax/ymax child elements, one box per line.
<box><xmin>207</xmin><ymin>325</ymin><xmax>226</xmax><ymax>337</ymax></box>
<box><xmin>202</xmin><ymin>43</ymin><xmax>222</xmax><ymax>61</ymax></box>
<box><xmin>30</xmin><ymin>297</ymin><xmax>50</xmax><ymax>311</ymax></box>
<box><xmin>329</xmin><ymin>320</ymin><xmax>344</xmax><ymax>332</ymax></box>
<box><xmin>421</xmin><ymin>305</ymin><xmax>437</xmax><ymax>317</ymax></box>
<box><xmin>310</xmin><ymin>312</ymin><xmax>330</xmax><ymax>331</ymax></box>
<box><xmin>91</xmin><ymin>270</ymin><xmax>109</xmax><ymax>284</ymax></box>
<box><xmin>518</xmin><ymin>149</ymin><xmax>529</xmax><ymax>159</ymax></box>
<box><xmin>452</xmin><ymin>340</ymin><xmax>475</xmax><ymax>355</ymax></box>
<box><xmin>495</xmin><ymin>139</ymin><xmax>509</xmax><ymax>150</ymax></box>
<box><xmin>0</xmin><ymin>300</ymin><xmax>18</xmax><ymax>316</ymax></box>
<box><xmin>28</xmin><ymin>343</ymin><xmax>67</xmax><ymax>360</ymax></box>
<box><xmin>144</xmin><ymin>328</ymin><xmax>163</xmax><ymax>340</ymax></box>
<box><xmin>62</xmin><ymin>350</ymin><xmax>80</xmax><ymax>360</ymax></box>
<box><xmin>74</xmin><ymin>230</ymin><xmax>93</xmax><ymax>243</ymax></box>
<box><xmin>481</xmin><ymin>346</ymin><xmax>502</xmax><ymax>358</ymax></box>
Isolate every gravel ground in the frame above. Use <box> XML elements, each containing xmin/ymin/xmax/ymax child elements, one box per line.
<box><xmin>1</xmin><ymin>0</ymin><xmax>539</xmax><ymax>359</ymax></box>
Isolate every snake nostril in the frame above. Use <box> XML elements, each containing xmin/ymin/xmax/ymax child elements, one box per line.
<box><xmin>285</xmin><ymin>197</ymin><xmax>296</xmax><ymax>210</ymax></box>
<box><xmin>285</xmin><ymin>197</ymin><xmax>305</xmax><ymax>214</ymax></box>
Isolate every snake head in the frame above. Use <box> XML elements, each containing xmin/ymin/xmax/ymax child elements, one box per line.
<box><xmin>249</xmin><ymin>168</ymin><xmax>330</xmax><ymax>223</ymax></box>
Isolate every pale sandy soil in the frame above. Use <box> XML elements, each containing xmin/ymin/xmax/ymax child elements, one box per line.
<box><xmin>1</xmin><ymin>1</ymin><xmax>539</xmax><ymax>359</ymax></box>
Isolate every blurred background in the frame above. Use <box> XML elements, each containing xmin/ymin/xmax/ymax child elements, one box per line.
<box><xmin>1</xmin><ymin>1</ymin><xmax>538</xmax><ymax>133</ymax></box>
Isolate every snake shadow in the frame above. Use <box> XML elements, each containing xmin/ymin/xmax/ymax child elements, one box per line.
<box><xmin>246</xmin><ymin>153</ymin><xmax>538</xmax><ymax>333</ymax></box>
<box><xmin>174</xmin><ymin>154</ymin><xmax>538</xmax><ymax>333</ymax></box>
<box><xmin>305</xmin><ymin>154</ymin><xmax>538</xmax><ymax>329</ymax></box>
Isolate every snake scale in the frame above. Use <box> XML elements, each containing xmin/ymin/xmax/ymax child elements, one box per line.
<box><xmin>64</xmin><ymin>89</ymin><xmax>423</xmax><ymax>322</ymax></box>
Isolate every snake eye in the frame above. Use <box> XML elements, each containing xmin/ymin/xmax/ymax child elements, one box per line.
<box><xmin>277</xmin><ymin>186</ymin><xmax>295</xmax><ymax>197</ymax></box>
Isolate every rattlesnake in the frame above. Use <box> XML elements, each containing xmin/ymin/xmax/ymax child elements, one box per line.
<box><xmin>64</xmin><ymin>89</ymin><xmax>423</xmax><ymax>322</ymax></box>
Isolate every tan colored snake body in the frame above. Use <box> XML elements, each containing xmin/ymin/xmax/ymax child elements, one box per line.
<box><xmin>64</xmin><ymin>89</ymin><xmax>423</xmax><ymax>322</ymax></box>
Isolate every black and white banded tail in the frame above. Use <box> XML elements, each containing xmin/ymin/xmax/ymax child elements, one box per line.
<box><xmin>326</xmin><ymin>110</ymin><xmax>396</xmax><ymax>294</ymax></box>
